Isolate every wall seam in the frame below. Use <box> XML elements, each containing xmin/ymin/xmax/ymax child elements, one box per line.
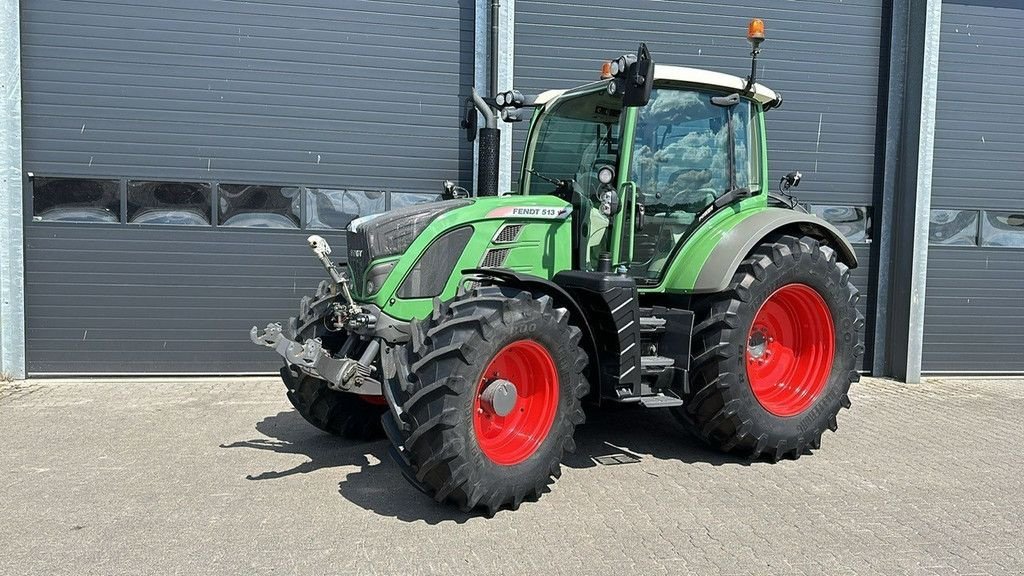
<box><xmin>905</xmin><ymin>0</ymin><xmax>942</xmax><ymax>383</ymax></box>
<box><xmin>0</xmin><ymin>0</ymin><xmax>26</xmax><ymax>380</ymax></box>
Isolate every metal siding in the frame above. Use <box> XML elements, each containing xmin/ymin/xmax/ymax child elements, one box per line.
<box><xmin>514</xmin><ymin>0</ymin><xmax>883</xmax><ymax>370</ymax></box>
<box><xmin>24</xmin><ymin>225</ymin><xmax>340</xmax><ymax>374</ymax></box>
<box><xmin>21</xmin><ymin>0</ymin><xmax>473</xmax><ymax>374</ymax></box>
<box><xmin>21</xmin><ymin>0</ymin><xmax>474</xmax><ymax>189</ymax></box>
<box><xmin>923</xmin><ymin>1</ymin><xmax>1024</xmax><ymax>372</ymax></box>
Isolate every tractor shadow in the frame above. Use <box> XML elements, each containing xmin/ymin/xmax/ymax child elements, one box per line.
<box><xmin>562</xmin><ymin>402</ymin><xmax>752</xmax><ymax>469</ymax></box>
<box><xmin>223</xmin><ymin>405</ymin><xmax>752</xmax><ymax>524</ymax></box>
<box><xmin>220</xmin><ymin>410</ymin><xmax>478</xmax><ymax>524</ymax></box>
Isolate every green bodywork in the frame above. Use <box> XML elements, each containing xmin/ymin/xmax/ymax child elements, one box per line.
<box><xmin>361</xmin><ymin>195</ymin><xmax>573</xmax><ymax>321</ymax></box>
<box><xmin>354</xmin><ymin>81</ymin><xmax>837</xmax><ymax>323</ymax></box>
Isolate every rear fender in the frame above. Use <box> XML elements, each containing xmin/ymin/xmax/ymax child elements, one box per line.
<box><xmin>692</xmin><ymin>208</ymin><xmax>858</xmax><ymax>294</ymax></box>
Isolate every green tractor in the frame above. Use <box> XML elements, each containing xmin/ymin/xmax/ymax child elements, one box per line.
<box><xmin>252</xmin><ymin>20</ymin><xmax>862</xmax><ymax>515</ymax></box>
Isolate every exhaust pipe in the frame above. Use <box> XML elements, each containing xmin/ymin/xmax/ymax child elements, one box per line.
<box><xmin>471</xmin><ymin>88</ymin><xmax>500</xmax><ymax>197</ymax></box>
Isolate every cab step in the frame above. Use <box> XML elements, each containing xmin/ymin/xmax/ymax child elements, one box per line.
<box><xmin>638</xmin><ymin>391</ymin><xmax>684</xmax><ymax>408</ymax></box>
<box><xmin>640</xmin><ymin>354</ymin><xmax>674</xmax><ymax>375</ymax></box>
<box><xmin>639</xmin><ymin>315</ymin><xmax>667</xmax><ymax>334</ymax></box>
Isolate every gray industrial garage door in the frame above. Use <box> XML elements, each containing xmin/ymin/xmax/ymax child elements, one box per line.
<box><xmin>923</xmin><ymin>0</ymin><xmax>1024</xmax><ymax>373</ymax></box>
<box><xmin>514</xmin><ymin>0</ymin><xmax>883</xmax><ymax>370</ymax></box>
<box><xmin>21</xmin><ymin>0</ymin><xmax>473</xmax><ymax>374</ymax></box>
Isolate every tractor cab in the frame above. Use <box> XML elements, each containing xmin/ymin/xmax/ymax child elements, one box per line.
<box><xmin>519</xmin><ymin>66</ymin><xmax>779</xmax><ymax>284</ymax></box>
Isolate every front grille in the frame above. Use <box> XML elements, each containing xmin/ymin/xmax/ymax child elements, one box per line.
<box><xmin>481</xmin><ymin>248</ymin><xmax>510</xmax><ymax>268</ymax></box>
<box><xmin>345</xmin><ymin>228</ymin><xmax>371</xmax><ymax>290</ymax></box>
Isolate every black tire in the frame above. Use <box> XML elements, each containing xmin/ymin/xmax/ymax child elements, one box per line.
<box><xmin>384</xmin><ymin>286</ymin><xmax>589</xmax><ymax>515</ymax></box>
<box><xmin>278</xmin><ymin>279</ymin><xmax>386</xmax><ymax>441</ymax></box>
<box><xmin>676</xmin><ymin>234</ymin><xmax>864</xmax><ymax>461</ymax></box>
<box><xmin>281</xmin><ymin>365</ymin><xmax>386</xmax><ymax>441</ymax></box>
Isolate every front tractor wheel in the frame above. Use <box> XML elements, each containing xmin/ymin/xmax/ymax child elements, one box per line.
<box><xmin>678</xmin><ymin>234</ymin><xmax>864</xmax><ymax>461</ymax></box>
<box><xmin>278</xmin><ymin>280</ymin><xmax>387</xmax><ymax>441</ymax></box>
<box><xmin>281</xmin><ymin>367</ymin><xmax>387</xmax><ymax>441</ymax></box>
<box><xmin>384</xmin><ymin>287</ymin><xmax>589</xmax><ymax>515</ymax></box>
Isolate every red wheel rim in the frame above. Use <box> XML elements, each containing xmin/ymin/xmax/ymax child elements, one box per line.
<box><xmin>746</xmin><ymin>284</ymin><xmax>835</xmax><ymax>417</ymax></box>
<box><xmin>361</xmin><ymin>395</ymin><xmax>388</xmax><ymax>406</ymax></box>
<box><xmin>473</xmin><ymin>340</ymin><xmax>559</xmax><ymax>466</ymax></box>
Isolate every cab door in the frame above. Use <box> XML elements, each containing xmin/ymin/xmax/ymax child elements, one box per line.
<box><xmin>619</xmin><ymin>86</ymin><xmax>760</xmax><ymax>282</ymax></box>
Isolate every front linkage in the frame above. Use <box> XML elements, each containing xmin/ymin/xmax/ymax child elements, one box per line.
<box><xmin>251</xmin><ymin>235</ymin><xmax>384</xmax><ymax>398</ymax></box>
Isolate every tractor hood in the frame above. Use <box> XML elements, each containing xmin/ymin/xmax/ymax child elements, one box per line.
<box><xmin>344</xmin><ymin>194</ymin><xmax>574</xmax><ymax>318</ymax></box>
<box><xmin>345</xmin><ymin>198</ymin><xmax>472</xmax><ymax>292</ymax></box>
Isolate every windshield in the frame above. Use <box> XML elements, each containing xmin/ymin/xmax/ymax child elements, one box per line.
<box><xmin>522</xmin><ymin>89</ymin><xmax>623</xmax><ymax>197</ymax></box>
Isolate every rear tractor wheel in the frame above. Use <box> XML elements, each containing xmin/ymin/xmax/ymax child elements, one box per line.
<box><xmin>383</xmin><ymin>286</ymin><xmax>589</xmax><ymax>515</ymax></box>
<box><xmin>678</xmin><ymin>234</ymin><xmax>864</xmax><ymax>461</ymax></box>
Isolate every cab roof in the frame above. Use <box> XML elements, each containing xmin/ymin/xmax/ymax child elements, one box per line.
<box><xmin>534</xmin><ymin>64</ymin><xmax>779</xmax><ymax>107</ymax></box>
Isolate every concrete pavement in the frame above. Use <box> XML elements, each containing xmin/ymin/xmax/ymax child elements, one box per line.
<box><xmin>1</xmin><ymin>376</ymin><xmax>1022</xmax><ymax>575</ymax></box>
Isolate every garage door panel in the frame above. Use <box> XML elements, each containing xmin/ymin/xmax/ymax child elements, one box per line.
<box><xmin>27</xmin><ymin>354</ymin><xmax>276</xmax><ymax>375</ymax></box>
<box><xmin>24</xmin><ymin>228</ymin><xmax>346</xmax><ymax>254</ymax></box>
<box><xmin>21</xmin><ymin>0</ymin><xmax>471</xmax><ymax>373</ymax></box>
<box><xmin>514</xmin><ymin>0</ymin><xmax>882</xmax><ymax>210</ymax></box>
<box><xmin>923</xmin><ymin>1</ymin><xmax>1024</xmax><ymax>373</ymax></box>
<box><xmin>21</xmin><ymin>0</ymin><xmax>474</xmax><ymax>188</ymax></box>
<box><xmin>24</xmin><ymin>63</ymin><xmax>464</xmax><ymax>97</ymax></box>
<box><xmin>925</xmin><ymin>243</ymin><xmax>1024</xmax><ymax>371</ymax></box>
<box><xmin>25</xmin><ymin>0</ymin><xmax>465</xmax><ymax>36</ymax></box>
<box><xmin>25</xmin><ymin>225</ymin><xmax>327</xmax><ymax>374</ymax></box>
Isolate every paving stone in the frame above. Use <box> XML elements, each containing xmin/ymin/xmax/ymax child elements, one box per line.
<box><xmin>0</xmin><ymin>376</ymin><xmax>1021</xmax><ymax>575</ymax></box>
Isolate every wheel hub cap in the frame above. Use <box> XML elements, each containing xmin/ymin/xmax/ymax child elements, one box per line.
<box><xmin>473</xmin><ymin>340</ymin><xmax>559</xmax><ymax>466</ymax></box>
<box><xmin>480</xmin><ymin>379</ymin><xmax>518</xmax><ymax>417</ymax></box>
<box><xmin>746</xmin><ymin>283</ymin><xmax>835</xmax><ymax>417</ymax></box>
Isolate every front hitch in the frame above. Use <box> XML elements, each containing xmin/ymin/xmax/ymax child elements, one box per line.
<box><xmin>248</xmin><ymin>234</ymin><xmax>384</xmax><ymax>396</ymax></box>
<box><xmin>250</xmin><ymin>322</ymin><xmax>381</xmax><ymax>395</ymax></box>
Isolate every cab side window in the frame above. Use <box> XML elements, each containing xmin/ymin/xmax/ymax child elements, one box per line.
<box><xmin>630</xmin><ymin>88</ymin><xmax>754</xmax><ymax>278</ymax></box>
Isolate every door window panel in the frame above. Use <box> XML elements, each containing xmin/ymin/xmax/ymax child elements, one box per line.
<box><xmin>128</xmin><ymin>181</ymin><xmax>211</xmax><ymax>226</ymax></box>
<box><xmin>930</xmin><ymin>209</ymin><xmax>979</xmax><ymax>246</ymax></box>
<box><xmin>630</xmin><ymin>88</ymin><xmax>753</xmax><ymax>278</ymax></box>
<box><xmin>217</xmin><ymin>184</ymin><xmax>301</xmax><ymax>229</ymax></box>
<box><xmin>390</xmin><ymin>192</ymin><xmax>442</xmax><ymax>209</ymax></box>
<box><xmin>809</xmin><ymin>204</ymin><xmax>872</xmax><ymax>244</ymax></box>
<box><xmin>32</xmin><ymin>177</ymin><xmax>121</xmax><ymax>223</ymax></box>
<box><xmin>306</xmin><ymin>188</ymin><xmax>385</xmax><ymax>230</ymax></box>
<box><xmin>981</xmin><ymin>211</ymin><xmax>1024</xmax><ymax>247</ymax></box>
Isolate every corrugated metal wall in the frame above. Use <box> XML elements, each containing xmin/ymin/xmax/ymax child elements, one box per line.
<box><xmin>21</xmin><ymin>0</ymin><xmax>473</xmax><ymax>189</ymax></box>
<box><xmin>513</xmin><ymin>0</ymin><xmax>884</xmax><ymax>369</ymax></box>
<box><xmin>24</xmin><ymin>226</ymin><xmax>322</xmax><ymax>374</ymax></box>
<box><xmin>21</xmin><ymin>0</ymin><xmax>474</xmax><ymax>374</ymax></box>
<box><xmin>923</xmin><ymin>0</ymin><xmax>1024</xmax><ymax>373</ymax></box>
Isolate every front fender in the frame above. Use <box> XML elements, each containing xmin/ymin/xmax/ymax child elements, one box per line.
<box><xmin>691</xmin><ymin>208</ymin><xmax>858</xmax><ymax>294</ymax></box>
<box><xmin>462</xmin><ymin>267</ymin><xmax>602</xmax><ymax>394</ymax></box>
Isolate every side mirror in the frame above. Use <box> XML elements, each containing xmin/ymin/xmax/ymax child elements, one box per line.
<box><xmin>624</xmin><ymin>43</ymin><xmax>654</xmax><ymax>107</ymax></box>
<box><xmin>461</xmin><ymin>103</ymin><xmax>478</xmax><ymax>142</ymax></box>
<box><xmin>781</xmin><ymin>171</ymin><xmax>802</xmax><ymax>192</ymax></box>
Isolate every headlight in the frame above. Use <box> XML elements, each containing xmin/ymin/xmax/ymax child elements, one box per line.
<box><xmin>364</xmin><ymin>260</ymin><xmax>397</xmax><ymax>296</ymax></box>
